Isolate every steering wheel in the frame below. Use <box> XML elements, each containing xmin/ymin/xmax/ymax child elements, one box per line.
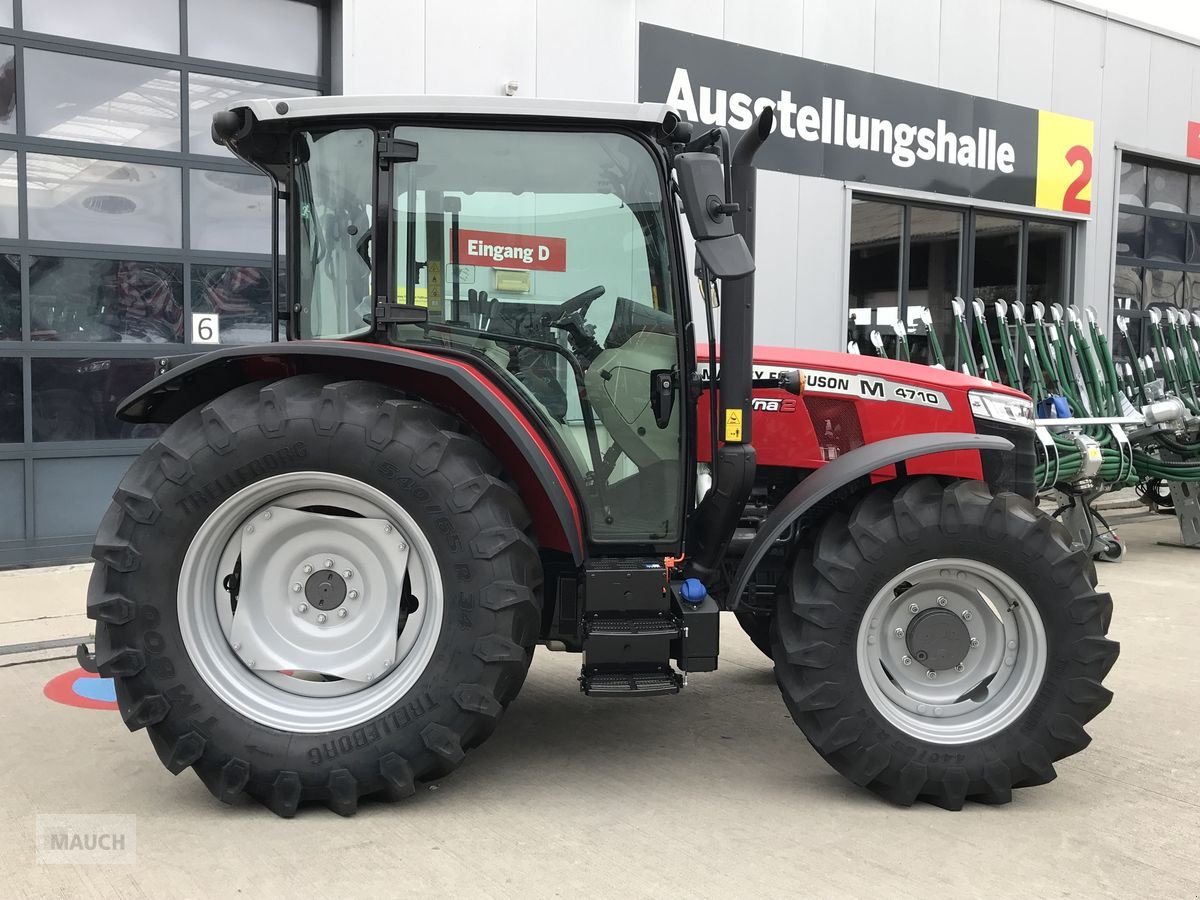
<box><xmin>549</xmin><ymin>285</ymin><xmax>605</xmax><ymax>329</ymax></box>
<box><xmin>547</xmin><ymin>285</ymin><xmax>606</xmax><ymax>365</ymax></box>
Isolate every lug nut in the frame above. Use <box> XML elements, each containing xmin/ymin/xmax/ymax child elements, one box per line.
<box><xmin>292</xmin><ymin>583</ymin><xmax>302</xmax><ymax>593</ymax></box>
<box><xmin>962</xmin><ymin>610</ymin><xmax>972</xmax><ymax>620</ymax></box>
<box><xmin>303</xmin><ymin>564</ymin><xmax>313</xmax><ymax>574</ymax></box>
<box><xmin>338</xmin><ymin>608</ymin><xmax>348</xmax><ymax>618</ymax></box>
<box><xmin>894</xmin><ymin>627</ymin><xmax>904</xmax><ymax>638</ymax></box>
<box><xmin>264</xmin><ymin>511</ymin><xmax>272</xmax><ymax>520</ymax></box>
<box><xmin>343</xmin><ymin>569</ymin><xmax>352</xmax><ymax>580</ymax></box>
<box><xmin>232</xmin><ymin>642</ymin><xmax>241</xmax><ymax>652</ymax></box>
<box><xmin>954</xmin><ymin>662</ymin><xmax>965</xmax><ymax>672</ymax></box>
<box><xmin>324</xmin><ymin>559</ymin><xmax>334</xmax><ymax>568</ymax></box>
<box><xmin>382</xmin><ymin>659</ymin><xmax>392</xmax><ymax>668</ymax></box>
<box><xmin>901</xmin><ymin>655</ymin><xmax>912</xmax><ymax>666</ymax></box>
<box><xmin>317</xmin><ymin>613</ymin><xmax>327</xmax><ymax>624</ymax></box>
<box><xmin>348</xmin><ymin>590</ymin><xmax>358</xmax><ymax>600</ymax></box>
<box><xmin>909</xmin><ymin>603</ymin><xmax>919</xmax><ymax>614</ymax></box>
<box><xmin>249</xmin><ymin>659</ymin><xmax>256</xmax><ymax>668</ymax></box>
<box><xmin>936</xmin><ymin>596</ymin><xmax>947</xmax><ymax>607</ymax></box>
<box><xmin>297</xmin><ymin>603</ymin><xmax>308</xmax><ymax>614</ymax></box>
<box><xmin>969</xmin><ymin>637</ymin><xmax>979</xmax><ymax>647</ymax></box>
<box><xmin>365</xmin><ymin>673</ymin><xmax>374</xmax><ymax>681</ymax></box>
<box><xmin>926</xmin><ymin>670</ymin><xmax>937</xmax><ymax>680</ymax></box>
<box><xmin>384</xmin><ymin>524</ymin><xmax>393</xmax><ymax>534</ymax></box>
<box><xmin>245</xmin><ymin>525</ymin><xmax>254</xmax><ymax>535</ymax></box>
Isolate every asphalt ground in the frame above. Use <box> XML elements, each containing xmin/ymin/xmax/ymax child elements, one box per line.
<box><xmin>1</xmin><ymin>513</ymin><xmax>1197</xmax><ymax>899</ymax></box>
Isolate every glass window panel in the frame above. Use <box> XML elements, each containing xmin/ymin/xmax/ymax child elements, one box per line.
<box><xmin>189</xmin><ymin>169</ymin><xmax>272</xmax><ymax>253</ymax></box>
<box><xmin>1112</xmin><ymin>266</ymin><xmax>1144</xmax><ymax>361</ymax></box>
<box><xmin>1116</xmin><ymin>212</ymin><xmax>1145</xmax><ymax>258</ymax></box>
<box><xmin>23</xmin><ymin>0</ymin><xmax>179</xmax><ymax>53</ymax></box>
<box><xmin>25</xmin><ymin>50</ymin><xmax>181</xmax><ymax>151</ymax></box>
<box><xmin>31</xmin><ymin>357</ymin><xmax>164</xmax><ymax>441</ymax></box>
<box><xmin>0</xmin><ymin>253</ymin><xmax>18</xmax><ymax>340</ymax></box>
<box><xmin>27</xmin><ymin>154</ymin><xmax>182</xmax><ymax>247</ymax></box>
<box><xmin>906</xmin><ymin>206</ymin><xmax>961</xmax><ymax>366</ymax></box>
<box><xmin>189</xmin><ymin>74</ymin><xmax>317</xmax><ymax>156</ymax></box>
<box><xmin>848</xmin><ymin>199</ymin><xmax>903</xmax><ymax>357</ymax></box>
<box><xmin>191</xmin><ymin>264</ymin><xmax>272</xmax><ymax>344</ymax></box>
<box><xmin>1147</xmin><ymin>167</ymin><xmax>1187</xmax><ymax>213</ymax></box>
<box><xmin>29</xmin><ymin>256</ymin><xmax>183</xmax><ymax>343</ymax></box>
<box><xmin>1188</xmin><ymin>272</ymin><xmax>1200</xmax><ymax>311</ymax></box>
<box><xmin>1146</xmin><ymin>268</ymin><xmax>1186</xmax><ymax>307</ymax></box>
<box><xmin>0</xmin><ymin>44</ymin><xmax>14</xmax><ymax>134</ymax></box>
<box><xmin>971</xmin><ymin>214</ymin><xmax>1021</xmax><ymax>383</ymax></box>
<box><xmin>1145</xmin><ymin>216</ymin><xmax>1186</xmax><ymax>263</ymax></box>
<box><xmin>1026</xmin><ymin>220</ymin><xmax>1073</xmax><ymax>306</ymax></box>
<box><xmin>1189</xmin><ymin>223</ymin><xmax>1200</xmax><ymax>266</ymax></box>
<box><xmin>0</xmin><ymin>149</ymin><xmax>16</xmax><ymax>237</ymax></box>
<box><xmin>0</xmin><ymin>357</ymin><xmax>20</xmax><ymax>443</ymax></box>
<box><xmin>189</xmin><ymin>0</ymin><xmax>321</xmax><ymax>75</ymax></box>
<box><xmin>1119</xmin><ymin>159</ymin><xmax>1146</xmax><ymax>207</ymax></box>
<box><xmin>0</xmin><ymin>2</ymin><xmax>11</xmax><ymax>29</ymax></box>
<box><xmin>1191</xmin><ymin>175</ymin><xmax>1200</xmax><ymax>216</ymax></box>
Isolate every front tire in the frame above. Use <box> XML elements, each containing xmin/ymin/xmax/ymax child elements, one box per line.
<box><xmin>774</xmin><ymin>478</ymin><xmax>1118</xmax><ymax>809</ymax></box>
<box><xmin>87</xmin><ymin>376</ymin><xmax>542</xmax><ymax>816</ymax></box>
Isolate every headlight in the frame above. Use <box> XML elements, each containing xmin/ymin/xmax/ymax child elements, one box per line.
<box><xmin>968</xmin><ymin>390</ymin><xmax>1034</xmax><ymax>428</ymax></box>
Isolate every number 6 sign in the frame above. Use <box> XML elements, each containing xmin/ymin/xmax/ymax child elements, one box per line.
<box><xmin>192</xmin><ymin>313</ymin><xmax>220</xmax><ymax>344</ymax></box>
<box><xmin>1034</xmin><ymin>110</ymin><xmax>1095</xmax><ymax>214</ymax></box>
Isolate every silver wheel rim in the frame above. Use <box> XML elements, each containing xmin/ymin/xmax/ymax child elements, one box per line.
<box><xmin>856</xmin><ymin>558</ymin><xmax>1046</xmax><ymax>745</ymax></box>
<box><xmin>177</xmin><ymin>471</ymin><xmax>444</xmax><ymax>733</ymax></box>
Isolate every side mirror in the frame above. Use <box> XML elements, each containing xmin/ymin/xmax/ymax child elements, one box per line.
<box><xmin>675</xmin><ymin>151</ymin><xmax>754</xmax><ymax>280</ymax></box>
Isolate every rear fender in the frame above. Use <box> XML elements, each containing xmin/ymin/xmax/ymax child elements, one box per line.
<box><xmin>118</xmin><ymin>341</ymin><xmax>584</xmax><ymax>562</ymax></box>
<box><xmin>724</xmin><ymin>432</ymin><xmax>1012</xmax><ymax>610</ymax></box>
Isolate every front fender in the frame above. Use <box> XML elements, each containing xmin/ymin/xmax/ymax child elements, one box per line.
<box><xmin>725</xmin><ymin>432</ymin><xmax>1013</xmax><ymax>610</ymax></box>
<box><xmin>119</xmin><ymin>341</ymin><xmax>585</xmax><ymax>562</ymax></box>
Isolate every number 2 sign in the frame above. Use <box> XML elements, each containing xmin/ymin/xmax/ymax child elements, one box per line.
<box><xmin>1034</xmin><ymin>110</ymin><xmax>1095</xmax><ymax>214</ymax></box>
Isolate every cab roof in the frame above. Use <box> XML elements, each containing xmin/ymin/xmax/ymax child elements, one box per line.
<box><xmin>230</xmin><ymin>94</ymin><xmax>675</xmax><ymax>128</ymax></box>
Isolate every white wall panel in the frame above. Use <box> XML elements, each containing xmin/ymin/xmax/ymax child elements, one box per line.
<box><xmin>802</xmin><ymin>0</ymin><xmax>875</xmax><ymax>71</ymax></box>
<box><xmin>749</xmin><ymin>170</ymin><xmax>801</xmax><ymax>347</ymax></box>
<box><xmin>722</xmin><ymin>0</ymin><xmax>803</xmax><ymax>56</ymax></box>
<box><xmin>873</xmin><ymin>0</ymin><xmax>940</xmax><ymax>87</ymax></box>
<box><xmin>1145</xmin><ymin>35</ymin><xmax>1195</xmax><ymax>155</ymax></box>
<box><xmin>341</xmin><ymin>0</ymin><xmax>424</xmax><ymax>94</ymax></box>
<box><xmin>1050</xmin><ymin>4</ymin><xmax>1106</xmax><ymax>121</ymax></box>
<box><xmin>939</xmin><ymin>0</ymin><xmax>1000</xmax><ymax>99</ymax></box>
<box><xmin>636</xmin><ymin>0</ymin><xmax>724</xmax><ymax>38</ymax></box>
<box><xmin>789</xmin><ymin>175</ymin><xmax>847</xmax><ymax>351</ymax></box>
<box><xmin>538</xmin><ymin>0</ymin><xmax>636</xmax><ymax>100</ymax></box>
<box><xmin>1100</xmin><ymin>21</ymin><xmax>1152</xmax><ymax>141</ymax></box>
<box><xmin>997</xmin><ymin>0</ymin><xmax>1055</xmax><ymax>109</ymax></box>
<box><xmin>425</xmin><ymin>0</ymin><xmax>537</xmax><ymax>96</ymax></box>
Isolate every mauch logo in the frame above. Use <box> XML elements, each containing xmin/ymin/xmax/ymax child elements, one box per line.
<box><xmin>36</xmin><ymin>814</ymin><xmax>137</xmax><ymax>865</ymax></box>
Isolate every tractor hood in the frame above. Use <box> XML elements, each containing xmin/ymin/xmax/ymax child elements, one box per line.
<box><xmin>698</xmin><ymin>345</ymin><xmax>1030</xmax><ymax>400</ymax></box>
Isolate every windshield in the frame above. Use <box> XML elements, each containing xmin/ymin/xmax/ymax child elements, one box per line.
<box><xmin>292</xmin><ymin>123</ymin><xmax>682</xmax><ymax>546</ymax></box>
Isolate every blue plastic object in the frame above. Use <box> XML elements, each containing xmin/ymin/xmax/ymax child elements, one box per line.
<box><xmin>680</xmin><ymin>578</ymin><xmax>707</xmax><ymax>604</ymax></box>
<box><xmin>1037</xmin><ymin>394</ymin><xmax>1070</xmax><ymax>419</ymax></box>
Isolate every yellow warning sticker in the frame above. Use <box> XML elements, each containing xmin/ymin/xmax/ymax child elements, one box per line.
<box><xmin>724</xmin><ymin>408</ymin><xmax>743</xmax><ymax>442</ymax></box>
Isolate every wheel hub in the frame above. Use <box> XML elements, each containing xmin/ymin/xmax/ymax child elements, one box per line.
<box><xmin>905</xmin><ymin>608</ymin><xmax>970</xmax><ymax>671</ymax></box>
<box><xmin>305</xmin><ymin>569</ymin><xmax>347</xmax><ymax>610</ymax></box>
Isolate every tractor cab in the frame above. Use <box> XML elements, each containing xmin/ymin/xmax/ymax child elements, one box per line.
<box><xmin>213</xmin><ymin>96</ymin><xmax>759</xmax><ymax>559</ymax></box>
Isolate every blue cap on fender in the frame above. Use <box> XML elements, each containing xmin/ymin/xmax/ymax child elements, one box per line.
<box><xmin>680</xmin><ymin>578</ymin><xmax>707</xmax><ymax>604</ymax></box>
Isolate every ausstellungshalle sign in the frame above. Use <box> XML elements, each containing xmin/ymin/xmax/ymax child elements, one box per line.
<box><xmin>638</xmin><ymin>24</ymin><xmax>1094</xmax><ymax>214</ymax></box>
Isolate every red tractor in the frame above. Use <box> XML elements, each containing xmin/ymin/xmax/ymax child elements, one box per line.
<box><xmin>80</xmin><ymin>97</ymin><xmax>1116</xmax><ymax>816</ymax></box>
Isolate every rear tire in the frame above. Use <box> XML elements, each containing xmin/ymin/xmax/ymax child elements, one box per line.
<box><xmin>734</xmin><ymin>608</ymin><xmax>774</xmax><ymax>661</ymax></box>
<box><xmin>773</xmin><ymin>478</ymin><xmax>1117</xmax><ymax>809</ymax></box>
<box><xmin>87</xmin><ymin>376</ymin><xmax>543</xmax><ymax>816</ymax></box>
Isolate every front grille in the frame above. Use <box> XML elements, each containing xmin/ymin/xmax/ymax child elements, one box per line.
<box><xmin>975</xmin><ymin>419</ymin><xmax>1037</xmax><ymax>500</ymax></box>
<box><xmin>803</xmin><ymin>396</ymin><xmax>863</xmax><ymax>461</ymax></box>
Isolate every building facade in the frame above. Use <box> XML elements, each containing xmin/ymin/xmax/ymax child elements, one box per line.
<box><xmin>3</xmin><ymin>0</ymin><xmax>1200</xmax><ymax>566</ymax></box>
